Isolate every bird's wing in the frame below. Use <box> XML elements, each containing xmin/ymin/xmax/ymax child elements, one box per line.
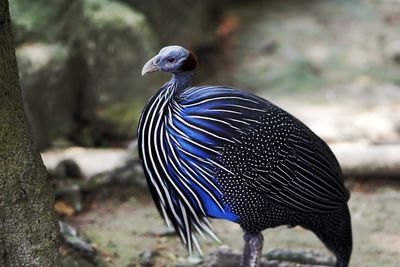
<box><xmin>238</xmin><ymin>114</ymin><xmax>350</xmax><ymax>213</ymax></box>
<box><xmin>179</xmin><ymin>86</ymin><xmax>349</xmax><ymax>214</ymax></box>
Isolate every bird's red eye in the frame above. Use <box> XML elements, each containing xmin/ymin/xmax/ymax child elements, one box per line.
<box><xmin>167</xmin><ymin>57</ymin><xmax>175</xmax><ymax>63</ymax></box>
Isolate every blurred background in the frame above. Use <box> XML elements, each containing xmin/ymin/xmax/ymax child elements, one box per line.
<box><xmin>10</xmin><ymin>0</ymin><xmax>400</xmax><ymax>266</ymax></box>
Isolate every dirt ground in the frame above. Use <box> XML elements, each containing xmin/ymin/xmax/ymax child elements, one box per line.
<box><xmin>63</xmin><ymin>179</ymin><xmax>400</xmax><ymax>267</ymax></box>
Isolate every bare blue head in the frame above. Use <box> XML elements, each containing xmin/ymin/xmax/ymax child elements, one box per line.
<box><xmin>141</xmin><ymin>45</ymin><xmax>197</xmax><ymax>76</ymax></box>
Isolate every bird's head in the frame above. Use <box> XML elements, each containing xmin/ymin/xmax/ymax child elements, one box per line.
<box><xmin>141</xmin><ymin>45</ymin><xmax>197</xmax><ymax>76</ymax></box>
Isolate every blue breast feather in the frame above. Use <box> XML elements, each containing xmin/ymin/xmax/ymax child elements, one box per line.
<box><xmin>166</xmin><ymin>86</ymin><xmax>267</xmax><ymax>221</ymax></box>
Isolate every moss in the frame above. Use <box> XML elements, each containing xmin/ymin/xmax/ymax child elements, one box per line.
<box><xmin>97</xmin><ymin>99</ymin><xmax>144</xmax><ymax>136</ymax></box>
<box><xmin>84</xmin><ymin>0</ymin><xmax>145</xmax><ymax>28</ymax></box>
<box><xmin>9</xmin><ymin>0</ymin><xmax>71</xmax><ymax>44</ymax></box>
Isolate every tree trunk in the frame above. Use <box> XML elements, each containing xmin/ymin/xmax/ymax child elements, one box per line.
<box><xmin>0</xmin><ymin>0</ymin><xmax>60</xmax><ymax>266</ymax></box>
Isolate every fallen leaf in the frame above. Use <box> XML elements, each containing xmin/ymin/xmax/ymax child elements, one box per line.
<box><xmin>54</xmin><ymin>201</ymin><xmax>75</xmax><ymax>216</ymax></box>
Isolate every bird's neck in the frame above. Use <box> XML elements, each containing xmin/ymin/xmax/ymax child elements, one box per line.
<box><xmin>171</xmin><ymin>72</ymin><xmax>193</xmax><ymax>91</ymax></box>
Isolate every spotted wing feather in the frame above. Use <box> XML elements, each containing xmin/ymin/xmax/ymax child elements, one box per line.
<box><xmin>179</xmin><ymin>86</ymin><xmax>349</xmax><ymax>214</ymax></box>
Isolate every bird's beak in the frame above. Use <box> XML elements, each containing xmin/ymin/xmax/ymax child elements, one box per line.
<box><xmin>141</xmin><ymin>55</ymin><xmax>160</xmax><ymax>76</ymax></box>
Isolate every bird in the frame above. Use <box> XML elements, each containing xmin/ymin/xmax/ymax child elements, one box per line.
<box><xmin>138</xmin><ymin>45</ymin><xmax>352</xmax><ymax>267</ymax></box>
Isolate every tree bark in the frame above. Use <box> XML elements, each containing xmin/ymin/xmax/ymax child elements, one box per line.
<box><xmin>0</xmin><ymin>0</ymin><xmax>60</xmax><ymax>266</ymax></box>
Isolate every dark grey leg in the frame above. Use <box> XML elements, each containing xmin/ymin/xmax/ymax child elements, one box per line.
<box><xmin>240</xmin><ymin>232</ymin><xmax>264</xmax><ymax>267</ymax></box>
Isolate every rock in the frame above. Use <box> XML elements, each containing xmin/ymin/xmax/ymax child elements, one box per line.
<box><xmin>264</xmin><ymin>248</ymin><xmax>335</xmax><ymax>266</ymax></box>
<box><xmin>201</xmin><ymin>246</ymin><xmax>334</xmax><ymax>267</ymax></box>
<box><xmin>186</xmin><ymin>255</ymin><xmax>204</xmax><ymax>265</ymax></box>
<box><xmin>10</xmin><ymin>0</ymin><xmax>159</xmax><ymax>149</ymax></box>
<box><xmin>42</xmin><ymin>146</ymin><xmax>146</xmax><ymax>204</ymax></box>
<box><xmin>54</xmin><ymin>159</ymin><xmax>83</xmax><ymax>180</ymax></box>
<box><xmin>16</xmin><ymin>42</ymin><xmax>76</xmax><ymax>149</ymax></box>
<box><xmin>72</xmin><ymin>0</ymin><xmax>160</xmax><ymax>141</ymax></box>
<box><xmin>59</xmin><ymin>221</ymin><xmax>96</xmax><ymax>257</ymax></box>
<box><xmin>202</xmin><ymin>245</ymin><xmax>242</xmax><ymax>267</ymax></box>
<box><xmin>139</xmin><ymin>248</ymin><xmax>159</xmax><ymax>266</ymax></box>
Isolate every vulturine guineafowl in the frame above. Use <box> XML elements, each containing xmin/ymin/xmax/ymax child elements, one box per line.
<box><xmin>138</xmin><ymin>45</ymin><xmax>352</xmax><ymax>267</ymax></box>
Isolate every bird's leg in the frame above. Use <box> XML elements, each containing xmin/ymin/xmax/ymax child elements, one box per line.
<box><xmin>240</xmin><ymin>232</ymin><xmax>264</xmax><ymax>267</ymax></box>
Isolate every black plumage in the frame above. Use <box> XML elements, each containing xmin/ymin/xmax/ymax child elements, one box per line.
<box><xmin>139</xmin><ymin>46</ymin><xmax>352</xmax><ymax>267</ymax></box>
<box><xmin>216</xmin><ymin>104</ymin><xmax>352</xmax><ymax>265</ymax></box>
